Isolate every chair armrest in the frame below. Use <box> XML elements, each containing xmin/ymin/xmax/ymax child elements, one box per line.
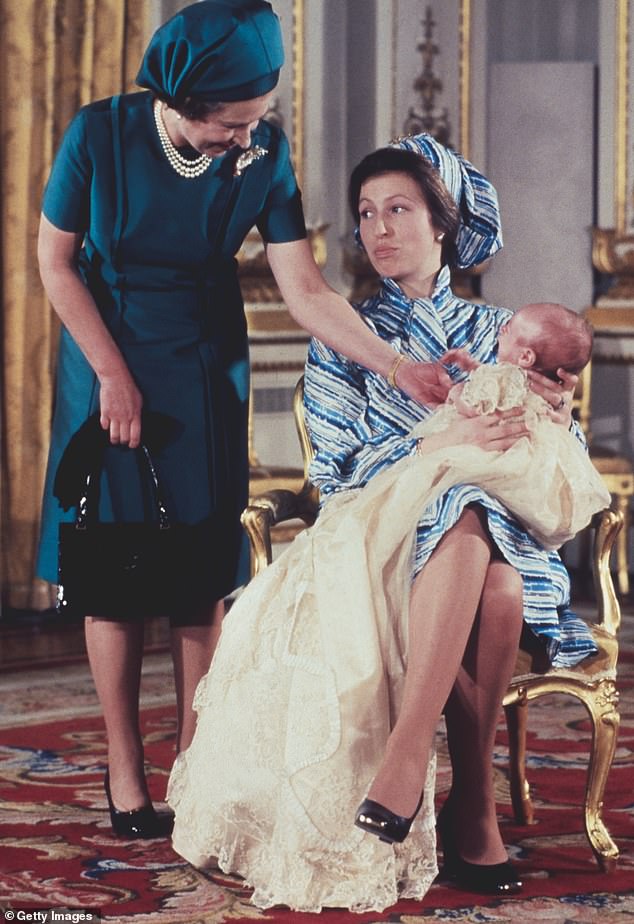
<box><xmin>241</xmin><ymin>485</ymin><xmax>319</xmax><ymax>576</ymax></box>
<box><xmin>592</xmin><ymin>507</ymin><xmax>624</xmax><ymax>636</ymax></box>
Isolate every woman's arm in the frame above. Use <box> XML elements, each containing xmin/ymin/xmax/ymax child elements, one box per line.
<box><xmin>266</xmin><ymin>239</ymin><xmax>452</xmax><ymax>407</ymax></box>
<box><xmin>419</xmin><ymin>406</ymin><xmax>530</xmax><ymax>455</ymax></box>
<box><xmin>38</xmin><ymin>214</ymin><xmax>143</xmax><ymax>447</ymax></box>
<box><xmin>304</xmin><ymin>338</ymin><xmax>427</xmax><ymax>495</ymax></box>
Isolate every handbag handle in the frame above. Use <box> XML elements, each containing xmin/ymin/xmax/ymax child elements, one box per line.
<box><xmin>75</xmin><ymin>444</ymin><xmax>170</xmax><ymax>531</ymax></box>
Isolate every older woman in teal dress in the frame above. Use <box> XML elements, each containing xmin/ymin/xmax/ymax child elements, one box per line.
<box><xmin>36</xmin><ymin>1</ymin><xmax>456</xmax><ymax>839</ymax></box>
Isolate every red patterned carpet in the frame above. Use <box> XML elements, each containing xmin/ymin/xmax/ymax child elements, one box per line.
<box><xmin>0</xmin><ymin>619</ymin><xmax>632</xmax><ymax>923</ymax></box>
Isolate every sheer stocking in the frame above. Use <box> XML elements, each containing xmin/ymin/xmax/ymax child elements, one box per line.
<box><xmin>85</xmin><ymin>616</ymin><xmax>147</xmax><ymax>811</ymax></box>
<box><xmin>366</xmin><ymin>506</ymin><xmax>523</xmax><ymax>867</ymax></box>
<box><xmin>366</xmin><ymin>506</ymin><xmax>492</xmax><ymax>816</ymax></box>
<box><xmin>85</xmin><ymin>598</ymin><xmax>224</xmax><ymax>811</ymax></box>
<box><xmin>443</xmin><ymin>559</ymin><xmax>524</xmax><ymax>864</ymax></box>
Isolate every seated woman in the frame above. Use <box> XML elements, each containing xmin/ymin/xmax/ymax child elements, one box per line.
<box><xmin>167</xmin><ymin>136</ymin><xmax>602</xmax><ymax>913</ymax></box>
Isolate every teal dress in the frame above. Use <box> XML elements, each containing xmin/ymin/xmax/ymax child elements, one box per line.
<box><xmin>37</xmin><ymin>91</ymin><xmax>306</xmax><ymax>613</ymax></box>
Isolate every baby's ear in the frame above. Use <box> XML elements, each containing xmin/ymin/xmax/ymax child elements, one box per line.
<box><xmin>517</xmin><ymin>347</ymin><xmax>536</xmax><ymax>369</ymax></box>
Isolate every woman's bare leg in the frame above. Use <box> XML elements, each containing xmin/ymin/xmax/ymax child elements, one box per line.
<box><xmin>84</xmin><ymin>617</ymin><xmax>147</xmax><ymax>811</ymax></box>
<box><xmin>443</xmin><ymin>559</ymin><xmax>524</xmax><ymax>864</ymax></box>
<box><xmin>170</xmin><ymin>599</ymin><xmax>225</xmax><ymax>753</ymax></box>
<box><xmin>366</xmin><ymin>506</ymin><xmax>493</xmax><ymax>817</ymax></box>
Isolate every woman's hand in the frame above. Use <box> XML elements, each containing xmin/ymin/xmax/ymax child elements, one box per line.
<box><xmin>396</xmin><ymin>359</ymin><xmax>453</xmax><ymax>406</ymax></box>
<box><xmin>422</xmin><ymin>407</ymin><xmax>530</xmax><ymax>455</ymax></box>
<box><xmin>526</xmin><ymin>367</ymin><xmax>577</xmax><ymax>426</ymax></box>
<box><xmin>99</xmin><ymin>370</ymin><xmax>144</xmax><ymax>448</ymax></box>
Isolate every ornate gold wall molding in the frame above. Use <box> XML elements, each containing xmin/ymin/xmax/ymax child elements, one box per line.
<box><xmin>458</xmin><ymin>0</ymin><xmax>472</xmax><ymax>159</ymax></box>
<box><xmin>592</xmin><ymin>228</ymin><xmax>634</xmax><ymax>304</ymax></box>
<box><xmin>402</xmin><ymin>6</ymin><xmax>451</xmax><ymax>144</ymax></box>
<box><xmin>291</xmin><ymin>0</ymin><xmax>304</xmax><ymax>189</ymax></box>
<box><xmin>614</xmin><ymin>0</ymin><xmax>629</xmax><ymax>236</ymax></box>
<box><xmin>350</xmin><ymin>0</ymin><xmax>477</xmax><ymax>300</ymax></box>
<box><xmin>592</xmin><ymin>0</ymin><xmax>634</xmax><ymax>308</ymax></box>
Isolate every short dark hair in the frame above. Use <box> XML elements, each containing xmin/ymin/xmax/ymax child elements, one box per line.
<box><xmin>348</xmin><ymin>147</ymin><xmax>461</xmax><ymax>266</ymax></box>
<box><xmin>159</xmin><ymin>96</ymin><xmax>226</xmax><ymax>121</ymax></box>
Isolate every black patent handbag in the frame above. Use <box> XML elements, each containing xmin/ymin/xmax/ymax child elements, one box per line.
<box><xmin>56</xmin><ymin>424</ymin><xmax>212</xmax><ymax>620</ymax></box>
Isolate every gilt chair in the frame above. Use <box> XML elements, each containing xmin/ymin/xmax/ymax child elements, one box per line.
<box><xmin>242</xmin><ymin>376</ymin><xmax>623</xmax><ymax>873</ymax></box>
<box><xmin>572</xmin><ymin>359</ymin><xmax>633</xmax><ymax>596</ymax></box>
<box><xmin>246</xmin><ymin>375</ymin><xmax>316</xmax><ymax>554</ymax></box>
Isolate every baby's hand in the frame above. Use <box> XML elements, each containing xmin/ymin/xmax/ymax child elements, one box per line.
<box><xmin>440</xmin><ymin>348</ymin><xmax>480</xmax><ymax>373</ymax></box>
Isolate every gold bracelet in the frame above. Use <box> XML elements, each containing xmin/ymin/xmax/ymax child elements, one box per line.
<box><xmin>387</xmin><ymin>353</ymin><xmax>407</xmax><ymax>388</ymax></box>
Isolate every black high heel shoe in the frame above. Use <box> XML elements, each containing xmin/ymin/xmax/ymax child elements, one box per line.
<box><xmin>355</xmin><ymin>792</ymin><xmax>424</xmax><ymax>844</ymax></box>
<box><xmin>436</xmin><ymin>799</ymin><xmax>523</xmax><ymax>895</ymax></box>
<box><xmin>104</xmin><ymin>771</ymin><xmax>174</xmax><ymax>839</ymax></box>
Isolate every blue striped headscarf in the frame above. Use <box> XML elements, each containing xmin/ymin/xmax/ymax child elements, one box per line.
<box><xmin>392</xmin><ymin>133</ymin><xmax>503</xmax><ymax>269</ymax></box>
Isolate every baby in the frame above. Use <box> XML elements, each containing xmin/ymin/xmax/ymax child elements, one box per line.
<box><xmin>442</xmin><ymin>301</ymin><xmax>593</xmax><ymax>417</ymax></box>
<box><xmin>495</xmin><ymin>301</ymin><xmax>592</xmax><ymax>379</ymax></box>
<box><xmin>410</xmin><ymin>302</ymin><xmax>608</xmax><ymax>549</ymax></box>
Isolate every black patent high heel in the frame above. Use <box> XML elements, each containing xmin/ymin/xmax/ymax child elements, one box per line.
<box><xmin>436</xmin><ymin>799</ymin><xmax>523</xmax><ymax>895</ymax></box>
<box><xmin>355</xmin><ymin>792</ymin><xmax>424</xmax><ymax>844</ymax></box>
<box><xmin>104</xmin><ymin>771</ymin><xmax>174</xmax><ymax>839</ymax></box>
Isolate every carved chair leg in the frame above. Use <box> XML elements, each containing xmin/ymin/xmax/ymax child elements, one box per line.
<box><xmin>504</xmin><ymin>699</ymin><xmax>535</xmax><ymax>826</ymax></box>
<box><xmin>584</xmin><ymin>679</ymin><xmax>620</xmax><ymax>872</ymax></box>
<box><xmin>241</xmin><ymin>505</ymin><xmax>273</xmax><ymax>577</ymax></box>
<box><xmin>613</xmin><ymin>494</ymin><xmax>630</xmax><ymax>597</ymax></box>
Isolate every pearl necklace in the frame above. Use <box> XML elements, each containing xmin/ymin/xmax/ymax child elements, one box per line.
<box><xmin>153</xmin><ymin>100</ymin><xmax>213</xmax><ymax>179</ymax></box>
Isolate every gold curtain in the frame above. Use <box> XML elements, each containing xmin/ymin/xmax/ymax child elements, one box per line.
<box><xmin>0</xmin><ymin>0</ymin><xmax>149</xmax><ymax>610</ymax></box>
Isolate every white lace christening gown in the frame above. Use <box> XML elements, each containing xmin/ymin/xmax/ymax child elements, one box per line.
<box><xmin>167</xmin><ymin>363</ymin><xmax>609</xmax><ymax>913</ymax></box>
<box><xmin>414</xmin><ymin>363</ymin><xmax>611</xmax><ymax>551</ymax></box>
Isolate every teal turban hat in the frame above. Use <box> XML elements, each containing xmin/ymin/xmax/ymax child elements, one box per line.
<box><xmin>137</xmin><ymin>0</ymin><xmax>284</xmax><ymax>106</ymax></box>
<box><xmin>392</xmin><ymin>133</ymin><xmax>503</xmax><ymax>269</ymax></box>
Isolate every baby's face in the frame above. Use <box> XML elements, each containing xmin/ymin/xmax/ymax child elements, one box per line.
<box><xmin>497</xmin><ymin>305</ymin><xmax>545</xmax><ymax>365</ymax></box>
<box><xmin>497</xmin><ymin>312</ymin><xmax>532</xmax><ymax>364</ymax></box>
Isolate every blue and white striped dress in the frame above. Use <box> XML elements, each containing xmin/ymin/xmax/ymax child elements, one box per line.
<box><xmin>304</xmin><ymin>266</ymin><xmax>596</xmax><ymax>668</ymax></box>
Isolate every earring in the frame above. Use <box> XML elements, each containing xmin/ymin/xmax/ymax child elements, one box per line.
<box><xmin>354</xmin><ymin>226</ymin><xmax>365</xmax><ymax>251</ymax></box>
<box><xmin>176</xmin><ymin>114</ymin><xmax>182</xmax><ymax>120</ymax></box>
<box><xmin>435</xmin><ymin>232</ymin><xmax>445</xmax><ymax>242</ymax></box>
